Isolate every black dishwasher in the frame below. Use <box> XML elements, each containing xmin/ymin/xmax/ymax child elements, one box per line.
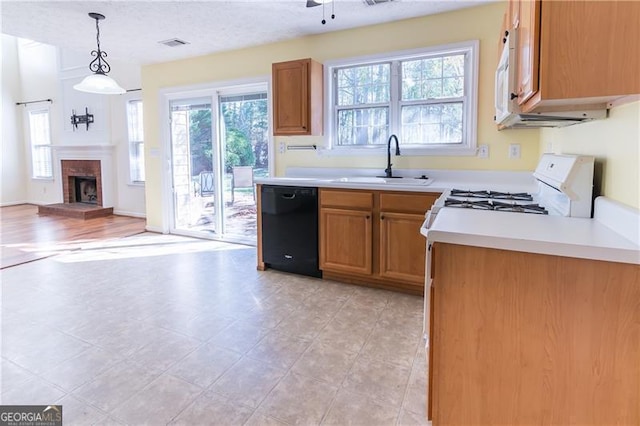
<box><xmin>261</xmin><ymin>185</ymin><xmax>321</xmax><ymax>278</ymax></box>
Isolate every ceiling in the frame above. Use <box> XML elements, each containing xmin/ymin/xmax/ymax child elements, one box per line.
<box><xmin>1</xmin><ymin>0</ymin><xmax>492</xmax><ymax>65</ymax></box>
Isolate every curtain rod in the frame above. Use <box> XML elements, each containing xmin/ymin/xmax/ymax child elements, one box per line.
<box><xmin>16</xmin><ymin>99</ymin><xmax>53</xmax><ymax>106</ymax></box>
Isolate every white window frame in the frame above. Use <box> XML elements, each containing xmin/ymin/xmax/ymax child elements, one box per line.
<box><xmin>126</xmin><ymin>97</ymin><xmax>145</xmax><ymax>184</ymax></box>
<box><xmin>322</xmin><ymin>40</ymin><xmax>479</xmax><ymax>156</ymax></box>
<box><xmin>25</xmin><ymin>106</ymin><xmax>54</xmax><ymax>179</ymax></box>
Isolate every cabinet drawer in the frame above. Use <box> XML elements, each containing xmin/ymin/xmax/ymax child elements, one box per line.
<box><xmin>380</xmin><ymin>192</ymin><xmax>439</xmax><ymax>214</ymax></box>
<box><xmin>320</xmin><ymin>189</ymin><xmax>373</xmax><ymax>209</ymax></box>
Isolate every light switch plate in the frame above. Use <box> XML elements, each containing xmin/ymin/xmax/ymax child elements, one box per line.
<box><xmin>478</xmin><ymin>144</ymin><xmax>489</xmax><ymax>158</ymax></box>
<box><xmin>279</xmin><ymin>141</ymin><xmax>285</xmax><ymax>154</ymax></box>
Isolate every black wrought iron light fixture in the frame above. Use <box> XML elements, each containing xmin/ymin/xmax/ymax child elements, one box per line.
<box><xmin>73</xmin><ymin>12</ymin><xmax>125</xmax><ymax>95</ymax></box>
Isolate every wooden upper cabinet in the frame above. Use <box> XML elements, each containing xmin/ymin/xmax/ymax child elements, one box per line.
<box><xmin>272</xmin><ymin>58</ymin><xmax>323</xmax><ymax>136</ymax></box>
<box><xmin>515</xmin><ymin>0</ymin><xmax>540</xmax><ymax>105</ymax></box>
<box><xmin>510</xmin><ymin>0</ymin><xmax>640</xmax><ymax>112</ymax></box>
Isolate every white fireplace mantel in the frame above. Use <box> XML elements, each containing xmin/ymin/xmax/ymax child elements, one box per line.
<box><xmin>53</xmin><ymin>145</ymin><xmax>116</xmax><ymax>207</ymax></box>
<box><xmin>52</xmin><ymin>145</ymin><xmax>116</xmax><ymax>156</ymax></box>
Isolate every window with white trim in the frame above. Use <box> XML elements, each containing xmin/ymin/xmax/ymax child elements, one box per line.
<box><xmin>127</xmin><ymin>99</ymin><xmax>145</xmax><ymax>183</ymax></box>
<box><xmin>27</xmin><ymin>108</ymin><xmax>53</xmax><ymax>178</ymax></box>
<box><xmin>326</xmin><ymin>41</ymin><xmax>478</xmax><ymax>155</ymax></box>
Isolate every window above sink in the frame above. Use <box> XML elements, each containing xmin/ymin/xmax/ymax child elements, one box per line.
<box><xmin>322</xmin><ymin>40</ymin><xmax>479</xmax><ymax>157</ymax></box>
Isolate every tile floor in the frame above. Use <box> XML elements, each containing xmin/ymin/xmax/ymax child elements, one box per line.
<box><xmin>1</xmin><ymin>233</ymin><xmax>428</xmax><ymax>425</ymax></box>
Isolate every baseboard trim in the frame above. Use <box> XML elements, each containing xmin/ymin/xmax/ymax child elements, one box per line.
<box><xmin>0</xmin><ymin>200</ymin><xmax>29</xmax><ymax>207</ymax></box>
<box><xmin>113</xmin><ymin>209</ymin><xmax>146</xmax><ymax>219</ymax></box>
<box><xmin>145</xmin><ymin>225</ymin><xmax>165</xmax><ymax>234</ymax></box>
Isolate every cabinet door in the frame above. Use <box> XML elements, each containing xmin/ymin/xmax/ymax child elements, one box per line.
<box><xmin>516</xmin><ymin>0</ymin><xmax>541</xmax><ymax>105</ymax></box>
<box><xmin>379</xmin><ymin>212</ymin><xmax>426</xmax><ymax>285</ymax></box>
<box><xmin>273</xmin><ymin>59</ymin><xmax>309</xmax><ymax>135</ymax></box>
<box><xmin>320</xmin><ymin>208</ymin><xmax>372</xmax><ymax>276</ymax></box>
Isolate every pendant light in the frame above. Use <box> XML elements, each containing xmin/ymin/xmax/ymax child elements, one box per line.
<box><xmin>74</xmin><ymin>13</ymin><xmax>126</xmax><ymax>95</ymax></box>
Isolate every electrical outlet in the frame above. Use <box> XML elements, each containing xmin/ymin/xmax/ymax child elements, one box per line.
<box><xmin>477</xmin><ymin>144</ymin><xmax>489</xmax><ymax>158</ymax></box>
<box><xmin>508</xmin><ymin>143</ymin><xmax>521</xmax><ymax>159</ymax></box>
<box><xmin>279</xmin><ymin>141</ymin><xmax>285</xmax><ymax>154</ymax></box>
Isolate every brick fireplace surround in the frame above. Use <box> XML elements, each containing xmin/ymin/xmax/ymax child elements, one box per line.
<box><xmin>61</xmin><ymin>159</ymin><xmax>103</xmax><ymax>205</ymax></box>
<box><xmin>38</xmin><ymin>159</ymin><xmax>113</xmax><ymax>219</ymax></box>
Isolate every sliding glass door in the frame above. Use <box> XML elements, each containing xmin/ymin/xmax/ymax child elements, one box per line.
<box><xmin>167</xmin><ymin>83</ymin><xmax>269</xmax><ymax>244</ymax></box>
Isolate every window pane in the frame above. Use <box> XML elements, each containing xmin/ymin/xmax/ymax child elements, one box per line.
<box><xmin>29</xmin><ymin>111</ymin><xmax>50</xmax><ymax>146</ymax></box>
<box><xmin>402</xmin><ymin>54</ymin><xmax>465</xmax><ymax>100</ymax></box>
<box><xmin>336</xmin><ymin>63</ymin><xmax>390</xmax><ymax>106</ymax></box>
<box><xmin>32</xmin><ymin>145</ymin><xmax>52</xmax><ymax>178</ymax></box>
<box><xmin>127</xmin><ymin>100</ymin><xmax>144</xmax><ymax>141</ymax></box>
<box><xmin>337</xmin><ymin>107</ymin><xmax>389</xmax><ymax>146</ymax></box>
<box><xmin>131</xmin><ymin>142</ymin><xmax>145</xmax><ymax>182</ymax></box>
<box><xmin>127</xmin><ymin>100</ymin><xmax>145</xmax><ymax>182</ymax></box>
<box><xmin>28</xmin><ymin>110</ymin><xmax>52</xmax><ymax>178</ymax></box>
<box><xmin>401</xmin><ymin>103</ymin><xmax>463</xmax><ymax>144</ymax></box>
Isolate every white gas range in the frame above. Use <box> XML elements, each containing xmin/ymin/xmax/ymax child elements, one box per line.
<box><xmin>424</xmin><ymin>153</ymin><xmax>595</xmax><ymax>228</ymax></box>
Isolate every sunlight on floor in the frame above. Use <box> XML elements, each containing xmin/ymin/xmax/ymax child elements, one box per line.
<box><xmin>53</xmin><ymin>233</ymin><xmax>250</xmax><ymax>264</ymax></box>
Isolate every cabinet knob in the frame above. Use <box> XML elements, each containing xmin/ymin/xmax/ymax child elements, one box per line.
<box><xmin>380</xmin><ymin>215</ymin><xmax>385</xmax><ymax>220</ymax></box>
<box><xmin>366</xmin><ymin>215</ymin><xmax>370</xmax><ymax>219</ymax></box>
<box><xmin>302</xmin><ymin>126</ymin><xmax>307</xmax><ymax>129</ymax></box>
<box><xmin>504</xmin><ymin>30</ymin><xmax>509</xmax><ymax>37</ymax></box>
<box><xmin>510</xmin><ymin>92</ymin><xmax>518</xmax><ymax>100</ymax></box>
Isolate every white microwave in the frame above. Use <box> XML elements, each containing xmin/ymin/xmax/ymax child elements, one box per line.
<box><xmin>494</xmin><ymin>30</ymin><xmax>515</xmax><ymax>125</ymax></box>
<box><xmin>494</xmin><ymin>29</ymin><xmax>605</xmax><ymax>128</ymax></box>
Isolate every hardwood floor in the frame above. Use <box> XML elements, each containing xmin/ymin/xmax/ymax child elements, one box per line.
<box><xmin>0</xmin><ymin>204</ymin><xmax>147</xmax><ymax>269</ymax></box>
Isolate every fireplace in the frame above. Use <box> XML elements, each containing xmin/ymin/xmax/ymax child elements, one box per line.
<box><xmin>61</xmin><ymin>160</ymin><xmax>103</xmax><ymax>206</ymax></box>
<box><xmin>39</xmin><ymin>147</ymin><xmax>115</xmax><ymax>219</ymax></box>
<box><xmin>75</xmin><ymin>177</ymin><xmax>98</xmax><ymax>204</ymax></box>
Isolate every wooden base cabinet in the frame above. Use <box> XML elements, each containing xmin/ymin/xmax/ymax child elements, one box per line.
<box><xmin>379</xmin><ymin>212</ymin><xmax>427</xmax><ymax>285</ymax></box>
<box><xmin>319</xmin><ymin>188</ymin><xmax>438</xmax><ymax>295</ymax></box>
<box><xmin>429</xmin><ymin>242</ymin><xmax>640</xmax><ymax>425</ymax></box>
<box><xmin>319</xmin><ymin>208</ymin><xmax>372</xmax><ymax>276</ymax></box>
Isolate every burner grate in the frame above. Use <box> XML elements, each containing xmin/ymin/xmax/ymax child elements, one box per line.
<box><xmin>444</xmin><ymin>199</ymin><xmax>493</xmax><ymax>210</ymax></box>
<box><xmin>445</xmin><ymin>198</ymin><xmax>548</xmax><ymax>215</ymax></box>
<box><xmin>450</xmin><ymin>189</ymin><xmax>533</xmax><ymax>201</ymax></box>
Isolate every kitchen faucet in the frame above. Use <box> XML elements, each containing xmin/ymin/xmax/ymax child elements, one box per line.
<box><xmin>384</xmin><ymin>134</ymin><xmax>401</xmax><ymax>178</ymax></box>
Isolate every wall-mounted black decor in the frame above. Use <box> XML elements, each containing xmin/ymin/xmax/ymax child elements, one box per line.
<box><xmin>70</xmin><ymin>107</ymin><xmax>94</xmax><ymax>131</ymax></box>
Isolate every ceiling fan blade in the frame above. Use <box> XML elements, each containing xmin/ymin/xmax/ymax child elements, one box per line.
<box><xmin>306</xmin><ymin>0</ymin><xmax>321</xmax><ymax>7</ymax></box>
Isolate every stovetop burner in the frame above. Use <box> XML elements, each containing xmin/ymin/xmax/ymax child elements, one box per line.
<box><xmin>450</xmin><ymin>189</ymin><xmax>534</xmax><ymax>201</ymax></box>
<box><xmin>444</xmin><ymin>199</ymin><xmax>493</xmax><ymax>210</ymax></box>
<box><xmin>491</xmin><ymin>201</ymin><xmax>548</xmax><ymax>215</ymax></box>
<box><xmin>445</xmin><ymin>198</ymin><xmax>548</xmax><ymax>215</ymax></box>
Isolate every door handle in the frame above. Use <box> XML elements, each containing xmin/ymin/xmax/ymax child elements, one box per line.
<box><xmin>281</xmin><ymin>193</ymin><xmax>296</xmax><ymax>199</ymax></box>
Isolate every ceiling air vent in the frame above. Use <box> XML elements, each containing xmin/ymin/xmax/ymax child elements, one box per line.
<box><xmin>362</xmin><ymin>0</ymin><xmax>394</xmax><ymax>5</ymax></box>
<box><xmin>159</xmin><ymin>38</ymin><xmax>189</xmax><ymax>47</ymax></box>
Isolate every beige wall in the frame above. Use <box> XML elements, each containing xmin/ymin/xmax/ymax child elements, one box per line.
<box><xmin>141</xmin><ymin>2</ymin><xmax>541</xmax><ymax>230</ymax></box>
<box><xmin>540</xmin><ymin>101</ymin><xmax>640</xmax><ymax>209</ymax></box>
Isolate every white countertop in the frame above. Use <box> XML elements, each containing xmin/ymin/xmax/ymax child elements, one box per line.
<box><xmin>422</xmin><ymin>202</ymin><xmax>640</xmax><ymax>265</ymax></box>
<box><xmin>255</xmin><ymin>168</ymin><xmax>538</xmax><ymax>194</ymax></box>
